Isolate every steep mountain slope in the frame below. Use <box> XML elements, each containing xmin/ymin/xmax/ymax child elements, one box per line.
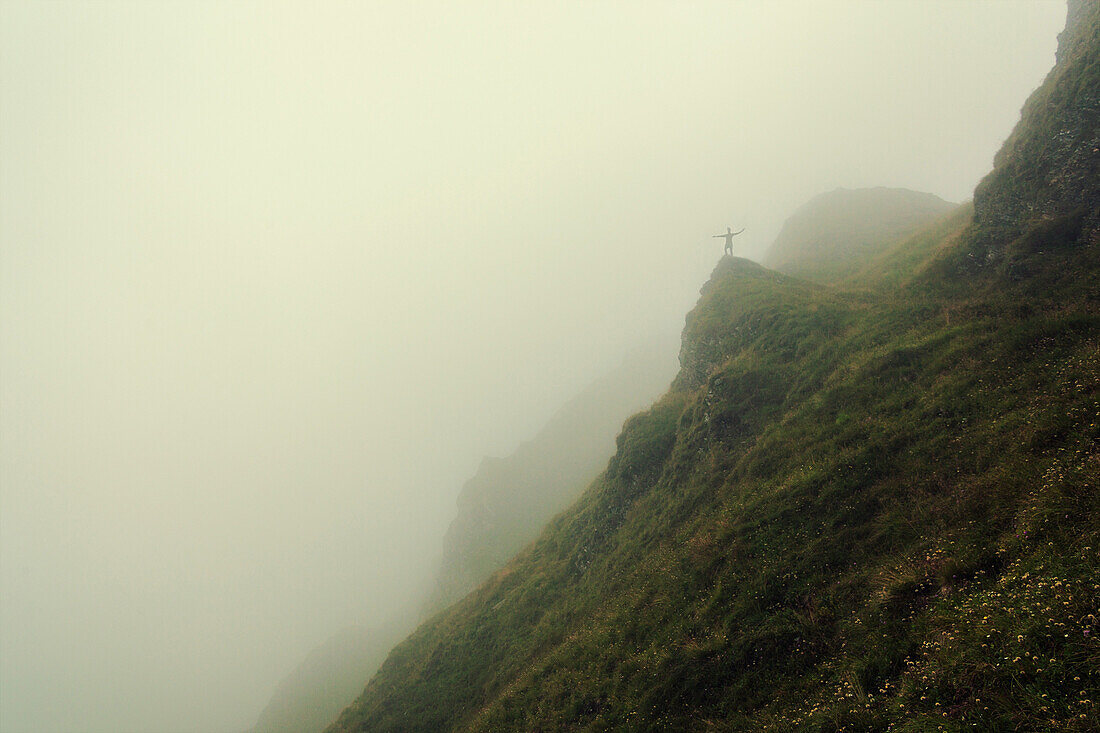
<box><xmin>330</xmin><ymin>5</ymin><xmax>1099</xmax><ymax>731</ymax></box>
<box><xmin>970</xmin><ymin>0</ymin><xmax>1100</xmax><ymax>256</ymax></box>
<box><xmin>425</xmin><ymin>344</ymin><xmax>678</xmax><ymax>617</ymax></box>
<box><xmin>251</xmin><ymin>625</ymin><xmax>405</xmax><ymax>733</ymax></box>
<box><xmin>251</xmin><ymin>345</ymin><xmax>675</xmax><ymax>733</ymax></box>
<box><xmin>761</xmin><ymin>187</ymin><xmax>957</xmax><ymax>284</ymax></box>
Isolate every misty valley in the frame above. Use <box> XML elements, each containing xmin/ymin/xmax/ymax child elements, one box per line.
<box><xmin>2</xmin><ymin>2</ymin><xmax>1097</xmax><ymax>732</ymax></box>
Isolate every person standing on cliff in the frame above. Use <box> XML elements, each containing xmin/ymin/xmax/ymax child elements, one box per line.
<box><xmin>713</xmin><ymin>226</ymin><xmax>745</xmax><ymax>256</ymax></box>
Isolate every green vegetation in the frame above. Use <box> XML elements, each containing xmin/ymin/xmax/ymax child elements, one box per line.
<box><xmin>332</xmin><ymin>244</ymin><xmax>1098</xmax><ymax>731</ymax></box>
<box><xmin>971</xmin><ymin>0</ymin><xmax>1100</xmax><ymax>254</ymax></box>
<box><xmin>254</xmin><ymin>347</ymin><xmax>676</xmax><ymax>733</ymax></box>
<box><xmin>328</xmin><ymin>5</ymin><xmax>1099</xmax><ymax>731</ymax></box>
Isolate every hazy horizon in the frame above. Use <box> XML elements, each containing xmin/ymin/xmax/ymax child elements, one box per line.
<box><xmin>1</xmin><ymin>2</ymin><xmax>1066</xmax><ymax>732</ymax></box>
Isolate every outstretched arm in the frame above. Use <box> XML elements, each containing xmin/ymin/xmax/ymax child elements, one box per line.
<box><xmin>732</xmin><ymin>228</ymin><xmax>745</xmax><ymax>236</ymax></box>
<box><xmin>712</xmin><ymin>234</ymin><xmax>724</xmax><ymax>238</ymax></box>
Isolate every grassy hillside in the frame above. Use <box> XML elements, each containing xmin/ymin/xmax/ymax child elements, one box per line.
<box><xmin>971</xmin><ymin>0</ymin><xmax>1100</xmax><ymax>255</ymax></box>
<box><xmin>253</xmin><ymin>348</ymin><xmax>676</xmax><ymax>733</ymax></box>
<box><xmin>761</xmin><ymin>187</ymin><xmax>957</xmax><ymax>285</ymax></box>
<box><xmin>329</xmin><ymin>5</ymin><xmax>1099</xmax><ymax>731</ymax></box>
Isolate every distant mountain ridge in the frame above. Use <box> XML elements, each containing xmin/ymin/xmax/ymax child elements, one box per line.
<box><xmin>762</xmin><ymin>186</ymin><xmax>956</xmax><ymax>284</ymax></box>
<box><xmin>424</xmin><ymin>342</ymin><xmax>678</xmax><ymax>617</ymax></box>
<box><xmin>250</xmin><ymin>625</ymin><xmax>404</xmax><ymax>733</ymax></box>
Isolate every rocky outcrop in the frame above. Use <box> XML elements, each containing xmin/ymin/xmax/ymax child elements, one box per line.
<box><xmin>674</xmin><ymin>257</ymin><xmax>821</xmax><ymax>391</ymax></box>
<box><xmin>972</xmin><ymin>0</ymin><xmax>1100</xmax><ymax>250</ymax></box>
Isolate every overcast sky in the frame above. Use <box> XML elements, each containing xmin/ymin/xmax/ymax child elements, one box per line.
<box><xmin>1</xmin><ymin>2</ymin><xmax>1066</xmax><ymax>732</ymax></box>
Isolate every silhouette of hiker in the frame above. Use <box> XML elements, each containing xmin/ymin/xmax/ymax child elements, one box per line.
<box><xmin>713</xmin><ymin>226</ymin><xmax>745</xmax><ymax>256</ymax></box>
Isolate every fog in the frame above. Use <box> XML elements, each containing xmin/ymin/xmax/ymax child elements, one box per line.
<box><xmin>0</xmin><ymin>2</ymin><xmax>1064</xmax><ymax>732</ymax></box>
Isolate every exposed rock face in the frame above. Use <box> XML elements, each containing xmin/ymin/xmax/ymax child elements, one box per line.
<box><xmin>972</xmin><ymin>0</ymin><xmax>1100</xmax><ymax>249</ymax></box>
<box><xmin>762</xmin><ymin>187</ymin><xmax>956</xmax><ymax>284</ymax></box>
<box><xmin>675</xmin><ymin>257</ymin><xmax>819</xmax><ymax>391</ymax></box>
